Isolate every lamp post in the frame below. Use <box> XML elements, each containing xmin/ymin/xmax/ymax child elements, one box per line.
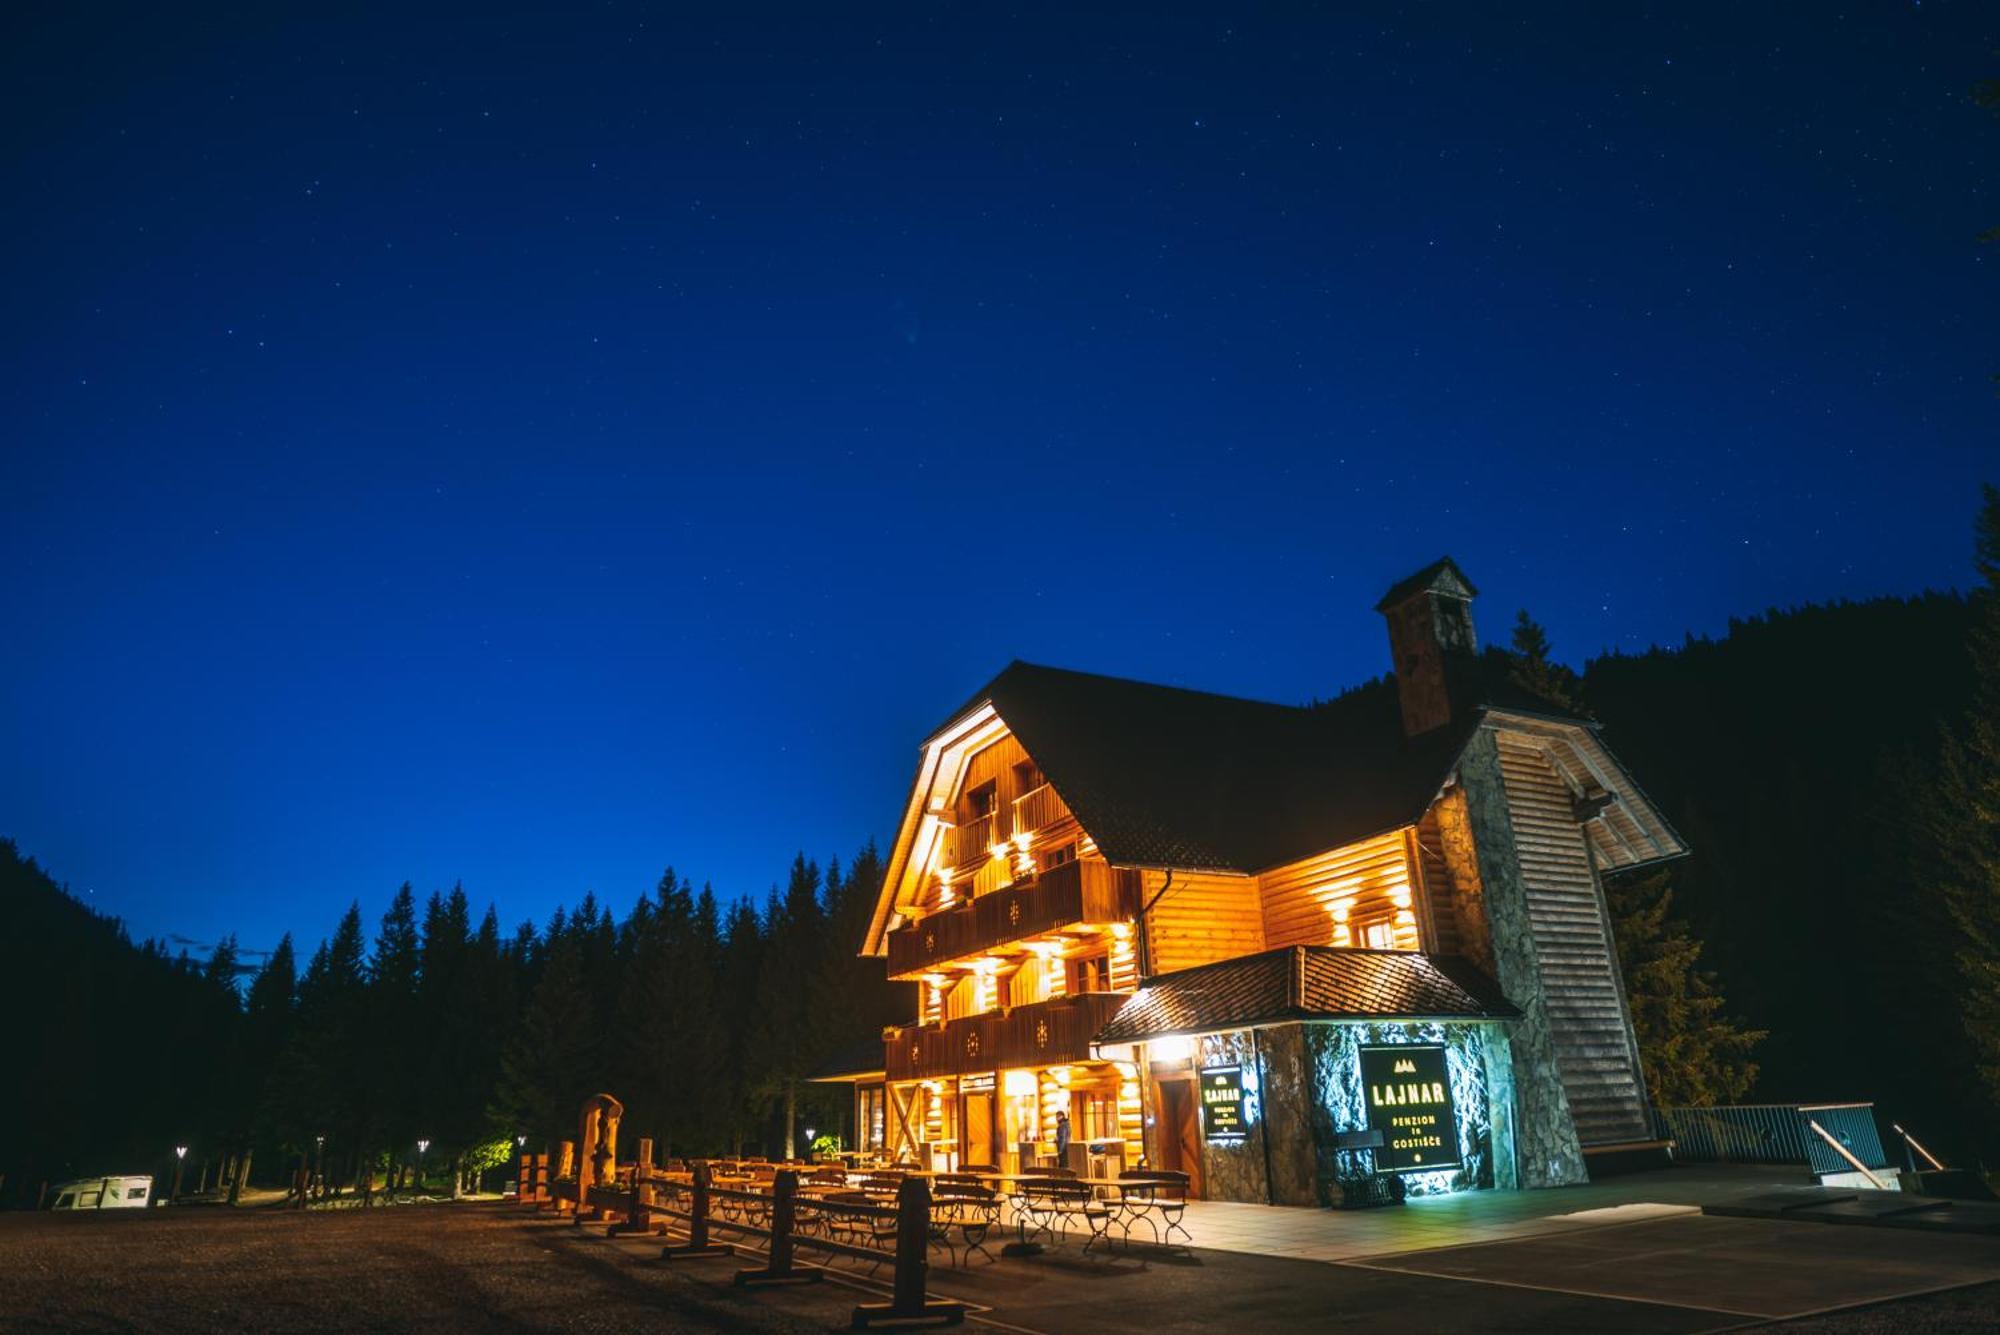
<box><xmin>803</xmin><ymin>1127</ymin><xmax>816</xmax><ymax>1162</ymax></box>
<box><xmin>416</xmin><ymin>1139</ymin><xmax>430</xmax><ymax>1195</ymax></box>
<box><xmin>314</xmin><ymin>1135</ymin><xmax>325</xmax><ymax>1200</ymax></box>
<box><xmin>171</xmin><ymin>1146</ymin><xmax>187</xmax><ymax>1203</ymax></box>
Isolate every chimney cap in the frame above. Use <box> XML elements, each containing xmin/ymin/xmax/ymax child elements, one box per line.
<box><xmin>1374</xmin><ymin>556</ymin><xmax>1479</xmax><ymax>613</ymax></box>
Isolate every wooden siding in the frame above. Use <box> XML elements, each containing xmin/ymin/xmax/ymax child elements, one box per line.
<box><xmin>1142</xmin><ymin>870</ymin><xmax>1263</xmax><ymax>974</ymax></box>
<box><xmin>1412</xmin><ymin>806</ymin><xmax>1461</xmax><ymax>955</ymax></box>
<box><xmin>1495</xmin><ymin>730</ymin><xmax>1651</xmax><ymax>1147</ymax></box>
<box><xmin>1258</xmin><ymin>830</ymin><xmax>1419</xmax><ymax>952</ymax></box>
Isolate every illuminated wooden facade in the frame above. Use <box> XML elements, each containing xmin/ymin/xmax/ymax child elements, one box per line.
<box><xmin>833</xmin><ymin>559</ymin><xmax>1685</xmax><ymax>1198</ymax></box>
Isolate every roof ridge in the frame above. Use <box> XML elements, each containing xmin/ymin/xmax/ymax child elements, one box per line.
<box><xmin>1004</xmin><ymin>659</ymin><xmax>1313</xmax><ymax>714</ymax></box>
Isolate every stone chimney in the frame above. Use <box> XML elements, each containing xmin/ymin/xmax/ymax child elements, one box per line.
<box><xmin>1375</xmin><ymin>557</ymin><xmax>1480</xmax><ymax>737</ymax></box>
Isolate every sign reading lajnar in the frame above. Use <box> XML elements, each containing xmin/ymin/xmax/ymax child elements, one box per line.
<box><xmin>1199</xmin><ymin>1064</ymin><xmax>1246</xmax><ymax>1142</ymax></box>
<box><xmin>1359</xmin><ymin>1044</ymin><xmax>1460</xmax><ymax>1172</ymax></box>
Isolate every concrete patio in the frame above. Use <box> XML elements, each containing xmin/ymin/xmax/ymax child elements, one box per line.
<box><xmin>1170</xmin><ymin>1163</ymin><xmax>1806</xmax><ymax>1263</ymax></box>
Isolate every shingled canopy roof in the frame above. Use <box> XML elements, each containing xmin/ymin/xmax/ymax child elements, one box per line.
<box><xmin>1093</xmin><ymin>945</ymin><xmax>1519</xmax><ymax>1043</ymax></box>
<box><xmin>963</xmin><ymin>656</ymin><xmax>1577</xmax><ymax>875</ymax></box>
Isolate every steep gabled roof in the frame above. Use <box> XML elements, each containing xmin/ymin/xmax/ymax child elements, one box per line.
<box><xmin>1093</xmin><ymin>945</ymin><xmax>1519</xmax><ymax>1043</ymax></box>
<box><xmin>975</xmin><ymin>661</ymin><xmax>1474</xmax><ymax>873</ymax></box>
<box><xmin>1373</xmin><ymin>555</ymin><xmax>1478</xmax><ymax>611</ymax></box>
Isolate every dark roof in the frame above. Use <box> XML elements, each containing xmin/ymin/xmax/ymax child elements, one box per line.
<box><xmin>1374</xmin><ymin>556</ymin><xmax>1478</xmax><ymax>611</ymax></box>
<box><xmin>807</xmin><ymin>1037</ymin><xmax>887</xmax><ymax>1083</ymax></box>
<box><xmin>1093</xmin><ymin>946</ymin><xmax>1518</xmax><ymax>1043</ymax></box>
<box><xmin>971</xmin><ymin>662</ymin><xmax>1477</xmax><ymax>872</ymax></box>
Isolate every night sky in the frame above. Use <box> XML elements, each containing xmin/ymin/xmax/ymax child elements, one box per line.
<box><xmin>4</xmin><ymin>4</ymin><xmax>1994</xmax><ymax>960</ymax></box>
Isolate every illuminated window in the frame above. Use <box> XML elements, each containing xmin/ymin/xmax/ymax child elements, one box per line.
<box><xmin>858</xmin><ymin>1087</ymin><xmax>886</xmax><ymax>1150</ymax></box>
<box><xmin>1038</xmin><ymin>842</ymin><xmax>1077</xmax><ymax>873</ymax></box>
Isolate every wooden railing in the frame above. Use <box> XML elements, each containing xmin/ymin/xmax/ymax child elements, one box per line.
<box><xmin>885</xmin><ymin>860</ymin><xmax>1141</xmax><ymax>979</ymax></box>
<box><xmin>883</xmin><ymin>991</ymin><xmax>1130</xmax><ymax>1081</ymax></box>
<box><xmin>946</xmin><ymin>813</ymin><xmax>995</xmax><ymax>868</ymax></box>
<box><xmin>1011</xmin><ymin>782</ymin><xmax>1067</xmax><ymax>835</ymax></box>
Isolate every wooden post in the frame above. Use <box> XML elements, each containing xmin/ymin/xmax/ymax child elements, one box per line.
<box><xmin>660</xmin><ymin>1163</ymin><xmax>731</xmax><ymax>1259</ymax></box>
<box><xmin>852</xmin><ymin>1177</ymin><xmax>965</xmax><ymax>1328</ymax></box>
<box><xmin>734</xmin><ymin>1170</ymin><xmax>822</xmax><ymax>1286</ymax></box>
<box><xmin>552</xmin><ymin>1140</ymin><xmax>575</xmax><ymax>1214</ymax></box>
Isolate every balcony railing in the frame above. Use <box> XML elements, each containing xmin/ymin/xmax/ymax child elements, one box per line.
<box><xmin>946</xmin><ymin>813</ymin><xmax>995</xmax><ymax>869</ymax></box>
<box><xmin>883</xmin><ymin>991</ymin><xmax>1130</xmax><ymax>1081</ymax></box>
<box><xmin>886</xmin><ymin>859</ymin><xmax>1141</xmax><ymax>980</ymax></box>
<box><xmin>1011</xmin><ymin>782</ymin><xmax>1067</xmax><ymax>836</ymax></box>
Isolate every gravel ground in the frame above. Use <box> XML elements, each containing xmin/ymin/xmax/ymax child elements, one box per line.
<box><xmin>0</xmin><ymin>1203</ymin><xmax>828</xmax><ymax>1333</ymax></box>
<box><xmin>6</xmin><ymin>1201</ymin><xmax>1995</xmax><ymax>1334</ymax></box>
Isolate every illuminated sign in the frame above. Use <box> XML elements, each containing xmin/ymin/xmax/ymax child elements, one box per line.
<box><xmin>1358</xmin><ymin>1044</ymin><xmax>1460</xmax><ymax>1173</ymax></box>
<box><xmin>1198</xmin><ymin>1064</ymin><xmax>1246</xmax><ymax>1142</ymax></box>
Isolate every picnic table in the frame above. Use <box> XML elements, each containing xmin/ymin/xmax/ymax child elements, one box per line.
<box><xmin>964</xmin><ymin>1172</ymin><xmax>1192</xmax><ymax>1256</ymax></box>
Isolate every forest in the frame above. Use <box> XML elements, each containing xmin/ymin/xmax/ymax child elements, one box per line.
<box><xmin>4</xmin><ymin>492</ymin><xmax>1997</xmax><ymax>1202</ymax></box>
<box><xmin>0</xmin><ymin>845</ymin><xmax>909</xmax><ymax>1205</ymax></box>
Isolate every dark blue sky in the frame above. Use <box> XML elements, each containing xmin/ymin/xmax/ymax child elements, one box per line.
<box><xmin>4</xmin><ymin>3</ymin><xmax>1994</xmax><ymax>960</ymax></box>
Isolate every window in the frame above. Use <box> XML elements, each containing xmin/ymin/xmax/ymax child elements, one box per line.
<box><xmin>1067</xmin><ymin>951</ymin><xmax>1111</xmax><ymax>994</ymax></box>
<box><xmin>1079</xmin><ymin>1092</ymin><xmax>1117</xmax><ymax>1142</ymax></box>
<box><xmin>1013</xmin><ymin>760</ymin><xmax>1043</xmax><ymax>793</ymax></box>
<box><xmin>964</xmin><ymin>782</ymin><xmax>997</xmax><ymax>818</ymax></box>
<box><xmin>127</xmin><ymin>1186</ymin><xmax>147</xmax><ymax>1200</ymax></box>
<box><xmin>1038</xmin><ymin>842</ymin><xmax>1076</xmax><ymax>873</ymax></box>
<box><xmin>858</xmin><ymin>1086</ymin><xmax>886</xmax><ymax>1151</ymax></box>
<box><xmin>1361</xmin><ymin>921</ymin><xmax>1398</xmax><ymax>950</ymax></box>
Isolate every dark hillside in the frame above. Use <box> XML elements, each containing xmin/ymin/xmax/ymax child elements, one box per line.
<box><xmin>1584</xmin><ymin>593</ymin><xmax>1980</xmax><ymax>1149</ymax></box>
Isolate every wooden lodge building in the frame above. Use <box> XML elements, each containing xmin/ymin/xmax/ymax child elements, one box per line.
<box><xmin>818</xmin><ymin>559</ymin><xmax>1685</xmax><ymax>1203</ymax></box>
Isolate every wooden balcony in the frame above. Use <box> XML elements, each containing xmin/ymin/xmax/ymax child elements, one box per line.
<box><xmin>886</xmin><ymin>859</ymin><xmax>1141</xmax><ymax>980</ymax></box>
<box><xmin>1011</xmin><ymin>782</ymin><xmax>1068</xmax><ymax>835</ymax></box>
<box><xmin>883</xmin><ymin>991</ymin><xmax>1131</xmax><ymax>1081</ymax></box>
<box><xmin>946</xmin><ymin>813</ymin><xmax>996</xmax><ymax>868</ymax></box>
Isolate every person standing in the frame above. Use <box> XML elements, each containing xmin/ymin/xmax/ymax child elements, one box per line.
<box><xmin>1054</xmin><ymin>1110</ymin><xmax>1071</xmax><ymax>1166</ymax></box>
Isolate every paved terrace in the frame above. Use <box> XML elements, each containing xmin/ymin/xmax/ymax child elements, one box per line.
<box><xmin>1177</xmin><ymin>1163</ymin><xmax>1787</xmax><ymax>1262</ymax></box>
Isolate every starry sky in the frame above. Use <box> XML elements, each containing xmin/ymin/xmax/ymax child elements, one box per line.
<box><xmin>3</xmin><ymin>3</ymin><xmax>1995</xmax><ymax>961</ymax></box>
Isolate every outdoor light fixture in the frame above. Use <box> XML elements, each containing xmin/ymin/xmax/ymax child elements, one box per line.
<box><xmin>175</xmin><ymin>1145</ymin><xmax>187</xmax><ymax>1160</ymax></box>
<box><xmin>516</xmin><ymin>1134</ymin><xmax>527</xmax><ymax>1148</ymax></box>
<box><xmin>804</xmin><ymin>1126</ymin><xmax>816</xmax><ymax>1142</ymax></box>
<box><xmin>418</xmin><ymin>1138</ymin><xmax>430</xmax><ymax>1155</ymax></box>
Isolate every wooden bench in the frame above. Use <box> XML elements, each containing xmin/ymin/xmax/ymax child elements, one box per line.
<box><xmin>1013</xmin><ymin>1177</ymin><xmax>1113</xmax><ymax>1252</ymax></box>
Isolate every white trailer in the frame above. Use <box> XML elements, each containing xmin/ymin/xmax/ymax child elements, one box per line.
<box><xmin>48</xmin><ymin>1175</ymin><xmax>153</xmax><ymax>1210</ymax></box>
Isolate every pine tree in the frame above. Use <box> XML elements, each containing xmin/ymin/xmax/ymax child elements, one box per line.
<box><xmin>1926</xmin><ymin>485</ymin><xmax>2000</xmax><ymax>1110</ymax></box>
<box><xmin>496</xmin><ymin>926</ymin><xmax>600</xmax><ymax>1146</ymax></box>
<box><xmin>752</xmin><ymin>856</ymin><xmax>828</xmax><ymax>1157</ymax></box>
<box><xmin>1507</xmin><ymin>609</ymin><xmax>1586</xmax><ymax>713</ymax></box>
<box><xmin>1605</xmin><ymin>871</ymin><xmax>1764</xmax><ymax>1105</ymax></box>
<box><xmin>367</xmin><ymin>884</ymin><xmax>423</xmax><ymax>1186</ymax></box>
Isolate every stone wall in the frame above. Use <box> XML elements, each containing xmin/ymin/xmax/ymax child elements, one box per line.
<box><xmin>1451</xmin><ymin>728</ymin><xmax>1589</xmax><ymax>1187</ymax></box>
<box><xmin>1303</xmin><ymin>1020</ymin><xmax>1503</xmax><ymax>1198</ymax></box>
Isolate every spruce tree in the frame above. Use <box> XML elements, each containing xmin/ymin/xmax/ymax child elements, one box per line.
<box><xmin>1926</xmin><ymin>485</ymin><xmax>2000</xmax><ymax>1112</ymax></box>
<box><xmin>1605</xmin><ymin>871</ymin><xmax>1764</xmax><ymax>1105</ymax></box>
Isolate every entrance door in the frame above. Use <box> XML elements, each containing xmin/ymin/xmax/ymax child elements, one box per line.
<box><xmin>1155</xmin><ymin>1079</ymin><xmax>1203</xmax><ymax>1198</ymax></box>
<box><xmin>963</xmin><ymin>1092</ymin><xmax>996</xmax><ymax>1167</ymax></box>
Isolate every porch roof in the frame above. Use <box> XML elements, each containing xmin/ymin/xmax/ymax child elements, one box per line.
<box><xmin>1092</xmin><ymin>945</ymin><xmax>1518</xmax><ymax>1043</ymax></box>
